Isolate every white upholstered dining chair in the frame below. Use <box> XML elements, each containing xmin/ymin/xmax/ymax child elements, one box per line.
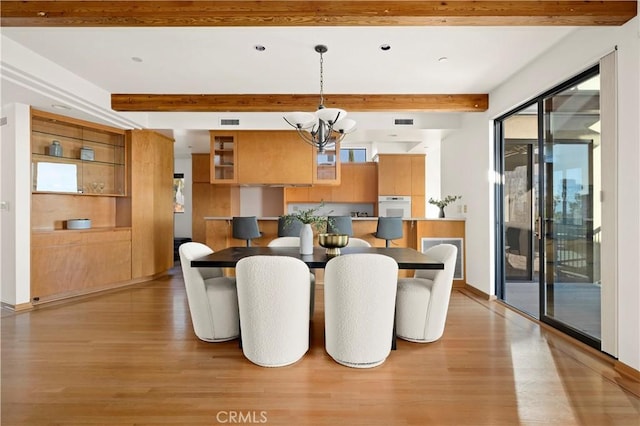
<box><xmin>345</xmin><ymin>237</ymin><xmax>371</xmax><ymax>247</ymax></box>
<box><xmin>235</xmin><ymin>255</ymin><xmax>311</xmax><ymax>367</ymax></box>
<box><xmin>268</xmin><ymin>236</ymin><xmax>316</xmax><ymax>318</ymax></box>
<box><xmin>178</xmin><ymin>242</ymin><xmax>239</xmax><ymax>342</ymax></box>
<box><xmin>324</xmin><ymin>253</ymin><xmax>398</xmax><ymax>368</ymax></box>
<box><xmin>395</xmin><ymin>243</ymin><xmax>458</xmax><ymax>343</ymax></box>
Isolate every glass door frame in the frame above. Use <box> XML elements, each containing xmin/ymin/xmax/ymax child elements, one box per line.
<box><xmin>495</xmin><ymin>65</ymin><xmax>602</xmax><ymax>350</ymax></box>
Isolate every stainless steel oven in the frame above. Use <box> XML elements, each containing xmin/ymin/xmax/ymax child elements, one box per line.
<box><xmin>378</xmin><ymin>196</ymin><xmax>412</xmax><ymax>218</ymax></box>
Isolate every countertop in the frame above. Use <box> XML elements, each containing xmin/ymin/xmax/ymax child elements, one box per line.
<box><xmin>204</xmin><ymin>216</ymin><xmax>466</xmax><ymax>221</ymax></box>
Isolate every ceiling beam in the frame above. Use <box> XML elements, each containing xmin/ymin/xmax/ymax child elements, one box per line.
<box><xmin>2</xmin><ymin>1</ymin><xmax>636</xmax><ymax>27</ymax></box>
<box><xmin>111</xmin><ymin>94</ymin><xmax>489</xmax><ymax>113</ymax></box>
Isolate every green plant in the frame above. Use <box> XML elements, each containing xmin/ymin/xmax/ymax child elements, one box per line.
<box><xmin>281</xmin><ymin>202</ymin><xmax>333</xmax><ymax>232</ymax></box>
<box><xmin>428</xmin><ymin>195</ymin><xmax>462</xmax><ymax>208</ymax></box>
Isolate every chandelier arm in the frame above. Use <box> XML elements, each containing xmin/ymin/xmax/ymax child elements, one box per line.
<box><xmin>292</xmin><ymin>127</ymin><xmax>317</xmax><ymax>145</ymax></box>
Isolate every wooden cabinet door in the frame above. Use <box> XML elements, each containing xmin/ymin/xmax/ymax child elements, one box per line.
<box><xmin>130</xmin><ymin>130</ymin><xmax>174</xmax><ymax>278</ymax></box>
<box><xmin>192</xmin><ymin>154</ymin><xmax>211</xmax><ymax>183</ymax></box>
<box><xmin>378</xmin><ymin>155</ymin><xmax>412</xmax><ymax>195</ymax></box>
<box><xmin>411</xmin><ymin>155</ymin><xmax>426</xmax><ymax>196</ymax></box>
<box><xmin>349</xmin><ymin>163</ymin><xmax>378</xmax><ymax>202</ymax></box>
<box><xmin>237</xmin><ymin>131</ymin><xmax>313</xmax><ymax>184</ymax></box>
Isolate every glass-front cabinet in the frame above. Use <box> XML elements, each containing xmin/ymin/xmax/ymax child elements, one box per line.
<box><xmin>210</xmin><ymin>131</ymin><xmax>238</xmax><ymax>183</ymax></box>
<box><xmin>313</xmin><ymin>140</ymin><xmax>341</xmax><ymax>185</ymax></box>
<box><xmin>31</xmin><ymin>110</ymin><xmax>126</xmax><ymax>196</ymax></box>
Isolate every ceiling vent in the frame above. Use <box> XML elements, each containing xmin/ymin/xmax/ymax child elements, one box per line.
<box><xmin>220</xmin><ymin>118</ymin><xmax>240</xmax><ymax>126</ymax></box>
<box><xmin>394</xmin><ymin>118</ymin><xmax>414</xmax><ymax>126</ymax></box>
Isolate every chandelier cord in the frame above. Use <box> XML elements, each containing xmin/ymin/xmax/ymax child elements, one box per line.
<box><xmin>319</xmin><ymin>50</ymin><xmax>324</xmax><ymax>108</ymax></box>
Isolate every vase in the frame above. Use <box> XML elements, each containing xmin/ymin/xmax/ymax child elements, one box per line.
<box><xmin>299</xmin><ymin>223</ymin><xmax>314</xmax><ymax>255</ymax></box>
<box><xmin>439</xmin><ymin>206</ymin><xmax>445</xmax><ymax>218</ymax></box>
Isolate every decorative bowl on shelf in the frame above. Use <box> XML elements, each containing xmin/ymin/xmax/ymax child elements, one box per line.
<box><xmin>67</xmin><ymin>218</ymin><xmax>92</xmax><ymax>230</ymax></box>
<box><xmin>318</xmin><ymin>233</ymin><xmax>349</xmax><ymax>256</ymax></box>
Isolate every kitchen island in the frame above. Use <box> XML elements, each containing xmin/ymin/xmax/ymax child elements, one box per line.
<box><xmin>203</xmin><ymin>217</ymin><xmax>466</xmax><ymax>285</ymax></box>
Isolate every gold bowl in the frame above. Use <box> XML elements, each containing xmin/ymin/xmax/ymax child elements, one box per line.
<box><xmin>318</xmin><ymin>233</ymin><xmax>349</xmax><ymax>256</ymax></box>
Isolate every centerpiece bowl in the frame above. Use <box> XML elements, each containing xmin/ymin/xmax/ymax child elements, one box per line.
<box><xmin>318</xmin><ymin>233</ymin><xmax>349</xmax><ymax>256</ymax></box>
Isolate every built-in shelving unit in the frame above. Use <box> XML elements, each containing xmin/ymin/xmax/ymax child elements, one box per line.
<box><xmin>31</xmin><ymin>110</ymin><xmax>126</xmax><ymax>196</ymax></box>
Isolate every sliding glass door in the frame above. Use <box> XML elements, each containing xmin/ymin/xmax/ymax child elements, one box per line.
<box><xmin>496</xmin><ymin>66</ymin><xmax>602</xmax><ymax>349</ymax></box>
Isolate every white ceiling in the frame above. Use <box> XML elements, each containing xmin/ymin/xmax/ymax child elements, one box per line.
<box><xmin>1</xmin><ymin>26</ymin><xmax>577</xmax><ymax>156</ymax></box>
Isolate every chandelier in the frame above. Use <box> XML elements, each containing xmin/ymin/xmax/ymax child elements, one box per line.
<box><xmin>283</xmin><ymin>45</ymin><xmax>356</xmax><ymax>153</ymax></box>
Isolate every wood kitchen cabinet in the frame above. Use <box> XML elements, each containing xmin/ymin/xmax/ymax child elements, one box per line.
<box><xmin>192</xmin><ymin>154</ymin><xmax>240</xmax><ymax>243</ymax></box>
<box><xmin>237</xmin><ymin>131</ymin><xmax>314</xmax><ymax>185</ymax></box>
<box><xmin>284</xmin><ymin>162</ymin><xmax>377</xmax><ymax>203</ymax></box>
<box><xmin>313</xmin><ymin>143</ymin><xmax>341</xmax><ymax>185</ymax></box>
<box><xmin>378</xmin><ymin>154</ymin><xmax>425</xmax><ymax>217</ymax></box>
<box><xmin>377</xmin><ymin>154</ymin><xmax>413</xmax><ymax>196</ymax></box>
<box><xmin>210</xmin><ymin>131</ymin><xmax>238</xmax><ymax>183</ymax></box>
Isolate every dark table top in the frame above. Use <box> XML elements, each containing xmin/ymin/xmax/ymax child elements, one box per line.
<box><xmin>191</xmin><ymin>246</ymin><xmax>444</xmax><ymax>270</ymax></box>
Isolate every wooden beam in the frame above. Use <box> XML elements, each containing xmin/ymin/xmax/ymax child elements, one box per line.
<box><xmin>111</xmin><ymin>94</ymin><xmax>489</xmax><ymax>112</ymax></box>
<box><xmin>2</xmin><ymin>1</ymin><xmax>636</xmax><ymax>27</ymax></box>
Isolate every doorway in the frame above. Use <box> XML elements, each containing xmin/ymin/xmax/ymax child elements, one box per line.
<box><xmin>496</xmin><ymin>66</ymin><xmax>603</xmax><ymax>349</ymax></box>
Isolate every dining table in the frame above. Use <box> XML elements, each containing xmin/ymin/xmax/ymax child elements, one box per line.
<box><xmin>190</xmin><ymin>246</ymin><xmax>445</xmax><ymax>270</ymax></box>
<box><xmin>190</xmin><ymin>246</ymin><xmax>445</xmax><ymax>351</ymax></box>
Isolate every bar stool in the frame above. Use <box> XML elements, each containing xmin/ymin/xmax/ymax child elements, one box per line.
<box><xmin>278</xmin><ymin>216</ymin><xmax>303</xmax><ymax>237</ymax></box>
<box><xmin>232</xmin><ymin>216</ymin><xmax>261</xmax><ymax>247</ymax></box>
<box><xmin>327</xmin><ymin>216</ymin><xmax>353</xmax><ymax>236</ymax></box>
<box><xmin>375</xmin><ymin>216</ymin><xmax>403</xmax><ymax>247</ymax></box>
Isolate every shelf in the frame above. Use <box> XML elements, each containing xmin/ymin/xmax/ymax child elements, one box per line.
<box><xmin>32</xmin><ymin>152</ymin><xmax>125</xmax><ymax>167</ymax></box>
<box><xmin>31</xmin><ymin>110</ymin><xmax>127</xmax><ymax>197</ymax></box>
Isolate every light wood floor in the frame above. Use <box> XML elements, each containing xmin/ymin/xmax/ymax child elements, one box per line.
<box><xmin>2</xmin><ymin>265</ymin><xmax>639</xmax><ymax>425</ymax></box>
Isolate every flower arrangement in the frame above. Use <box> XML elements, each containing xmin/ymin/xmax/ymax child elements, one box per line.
<box><xmin>428</xmin><ymin>195</ymin><xmax>462</xmax><ymax>208</ymax></box>
<box><xmin>281</xmin><ymin>202</ymin><xmax>333</xmax><ymax>232</ymax></box>
<box><xmin>429</xmin><ymin>195</ymin><xmax>462</xmax><ymax>218</ymax></box>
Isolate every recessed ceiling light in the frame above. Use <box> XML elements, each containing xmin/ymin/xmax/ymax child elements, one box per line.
<box><xmin>254</xmin><ymin>45</ymin><xmax>266</xmax><ymax>52</ymax></box>
<box><xmin>131</xmin><ymin>57</ymin><xmax>143</xmax><ymax>63</ymax></box>
<box><xmin>380</xmin><ymin>44</ymin><xmax>391</xmax><ymax>51</ymax></box>
<box><xmin>51</xmin><ymin>104</ymin><xmax>71</xmax><ymax>110</ymax></box>
<box><xmin>438</xmin><ymin>56</ymin><xmax>449</xmax><ymax>63</ymax></box>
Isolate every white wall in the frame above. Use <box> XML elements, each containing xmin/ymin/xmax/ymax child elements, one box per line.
<box><xmin>239</xmin><ymin>187</ymin><xmax>284</xmax><ymax>217</ymax></box>
<box><xmin>0</xmin><ymin>103</ymin><xmax>32</xmax><ymax>306</ymax></box>
<box><xmin>173</xmin><ymin>157</ymin><xmax>192</xmax><ymax>238</ymax></box>
<box><xmin>441</xmin><ymin>18</ymin><xmax>640</xmax><ymax>370</ymax></box>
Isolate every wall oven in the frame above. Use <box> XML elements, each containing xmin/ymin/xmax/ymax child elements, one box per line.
<box><xmin>378</xmin><ymin>196</ymin><xmax>412</xmax><ymax>218</ymax></box>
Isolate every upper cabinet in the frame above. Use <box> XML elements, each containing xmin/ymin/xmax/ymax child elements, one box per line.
<box><xmin>208</xmin><ymin>130</ymin><xmax>342</xmax><ymax>186</ymax></box>
<box><xmin>378</xmin><ymin>154</ymin><xmax>426</xmax><ymax>217</ymax></box>
<box><xmin>31</xmin><ymin>109</ymin><xmax>126</xmax><ymax>196</ymax></box>
<box><xmin>377</xmin><ymin>155</ymin><xmax>413</xmax><ymax>196</ymax></box>
<box><xmin>313</xmin><ymin>141</ymin><xmax>341</xmax><ymax>185</ymax></box>
<box><xmin>236</xmin><ymin>131</ymin><xmax>315</xmax><ymax>185</ymax></box>
<box><xmin>210</xmin><ymin>131</ymin><xmax>238</xmax><ymax>184</ymax></box>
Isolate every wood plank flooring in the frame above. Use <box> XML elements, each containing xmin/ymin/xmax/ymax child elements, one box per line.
<box><xmin>2</xmin><ymin>265</ymin><xmax>639</xmax><ymax>425</ymax></box>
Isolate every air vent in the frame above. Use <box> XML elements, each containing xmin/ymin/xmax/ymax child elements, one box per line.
<box><xmin>220</xmin><ymin>118</ymin><xmax>240</xmax><ymax>126</ymax></box>
<box><xmin>394</xmin><ymin>118</ymin><xmax>414</xmax><ymax>126</ymax></box>
<box><xmin>420</xmin><ymin>238</ymin><xmax>464</xmax><ymax>280</ymax></box>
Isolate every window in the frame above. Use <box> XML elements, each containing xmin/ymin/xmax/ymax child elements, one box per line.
<box><xmin>340</xmin><ymin>148</ymin><xmax>367</xmax><ymax>163</ymax></box>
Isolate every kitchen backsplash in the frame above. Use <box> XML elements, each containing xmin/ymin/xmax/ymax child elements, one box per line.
<box><xmin>288</xmin><ymin>203</ymin><xmax>375</xmax><ymax>218</ymax></box>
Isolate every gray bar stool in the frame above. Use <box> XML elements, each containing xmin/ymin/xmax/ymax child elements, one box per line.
<box><xmin>327</xmin><ymin>216</ymin><xmax>353</xmax><ymax>236</ymax></box>
<box><xmin>375</xmin><ymin>216</ymin><xmax>403</xmax><ymax>247</ymax></box>
<box><xmin>232</xmin><ymin>216</ymin><xmax>261</xmax><ymax>246</ymax></box>
<box><xmin>278</xmin><ymin>216</ymin><xmax>303</xmax><ymax>237</ymax></box>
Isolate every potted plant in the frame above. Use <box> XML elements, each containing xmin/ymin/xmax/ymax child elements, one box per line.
<box><xmin>281</xmin><ymin>202</ymin><xmax>332</xmax><ymax>254</ymax></box>
<box><xmin>428</xmin><ymin>195</ymin><xmax>462</xmax><ymax>218</ymax></box>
